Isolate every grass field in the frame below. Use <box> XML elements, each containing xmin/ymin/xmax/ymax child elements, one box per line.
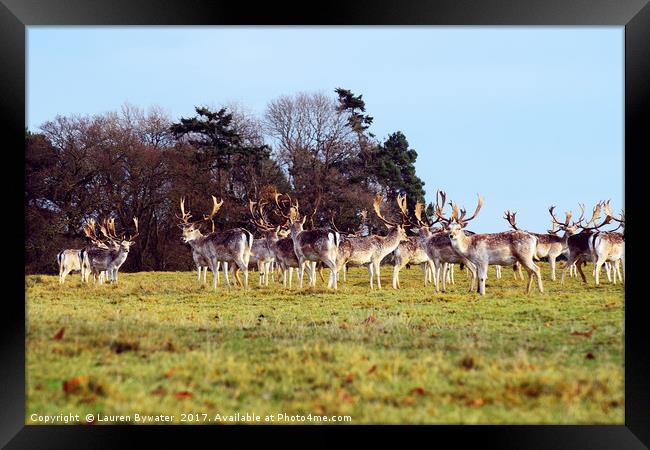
<box><xmin>25</xmin><ymin>264</ymin><xmax>624</xmax><ymax>424</ymax></box>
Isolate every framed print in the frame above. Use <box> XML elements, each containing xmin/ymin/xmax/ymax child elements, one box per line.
<box><xmin>3</xmin><ymin>0</ymin><xmax>648</xmax><ymax>447</ymax></box>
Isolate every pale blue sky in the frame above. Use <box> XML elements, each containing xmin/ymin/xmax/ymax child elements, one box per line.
<box><xmin>27</xmin><ymin>27</ymin><xmax>624</xmax><ymax>232</ymax></box>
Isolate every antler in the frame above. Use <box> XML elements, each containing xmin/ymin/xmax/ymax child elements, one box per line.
<box><xmin>457</xmin><ymin>194</ymin><xmax>483</xmax><ymax>226</ymax></box>
<box><xmin>249</xmin><ymin>200</ymin><xmax>276</xmax><ymax>231</ymax></box>
<box><xmin>128</xmin><ymin>217</ymin><xmax>139</xmax><ymax>241</ymax></box>
<box><xmin>548</xmin><ymin>206</ymin><xmax>572</xmax><ymax>230</ymax></box>
<box><xmin>603</xmin><ymin>201</ymin><xmax>625</xmax><ymax>225</ymax></box>
<box><xmin>503</xmin><ymin>210</ymin><xmax>519</xmax><ymax>230</ymax></box>
<box><xmin>203</xmin><ymin>196</ymin><xmax>223</xmax><ymax>221</ymax></box>
<box><xmin>373</xmin><ymin>193</ymin><xmax>399</xmax><ymax>227</ymax></box>
<box><xmin>579</xmin><ymin>201</ymin><xmax>612</xmax><ymax>231</ymax></box>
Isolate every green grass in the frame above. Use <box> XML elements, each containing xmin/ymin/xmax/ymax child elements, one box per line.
<box><xmin>26</xmin><ymin>264</ymin><xmax>624</xmax><ymax>424</ymax></box>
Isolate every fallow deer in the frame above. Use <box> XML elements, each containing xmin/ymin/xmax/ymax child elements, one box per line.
<box><xmin>57</xmin><ymin>249</ymin><xmax>82</xmax><ymax>284</ymax></box>
<box><xmin>178</xmin><ymin>196</ymin><xmax>253</xmax><ymax>289</ymax></box>
<box><xmin>590</xmin><ymin>202</ymin><xmax>624</xmax><ymax>285</ymax></box>
<box><xmin>392</xmin><ymin>194</ymin><xmax>444</xmax><ymax>289</ymax></box>
<box><xmin>504</xmin><ymin>210</ymin><xmax>568</xmax><ymax>281</ymax></box>
<box><xmin>81</xmin><ymin>217</ymin><xmax>139</xmax><ymax>284</ymax></box>
<box><xmin>557</xmin><ymin>202</ymin><xmax>612</xmax><ymax>284</ymax></box>
<box><xmin>275</xmin><ymin>193</ymin><xmax>339</xmax><ymax>289</ymax></box>
<box><xmin>248</xmin><ymin>199</ymin><xmax>289</xmax><ymax>287</ymax></box>
<box><xmin>79</xmin><ymin>219</ymin><xmax>117</xmax><ymax>284</ymax></box>
<box><xmin>436</xmin><ymin>194</ymin><xmax>543</xmax><ymax>296</ymax></box>
<box><xmin>422</xmin><ymin>192</ymin><xmax>477</xmax><ymax>292</ymax></box>
<box><xmin>335</xmin><ymin>193</ymin><xmax>409</xmax><ymax>289</ymax></box>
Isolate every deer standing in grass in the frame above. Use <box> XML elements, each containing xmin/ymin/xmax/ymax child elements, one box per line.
<box><xmin>57</xmin><ymin>249</ymin><xmax>83</xmax><ymax>284</ymax></box>
<box><xmin>81</xmin><ymin>218</ymin><xmax>138</xmax><ymax>284</ymax></box>
<box><xmin>436</xmin><ymin>194</ymin><xmax>543</xmax><ymax>296</ymax></box>
<box><xmin>393</xmin><ymin>199</ymin><xmax>437</xmax><ymax>289</ymax></box>
<box><xmin>335</xmin><ymin>193</ymin><xmax>409</xmax><ymax>289</ymax></box>
<box><xmin>248</xmin><ymin>199</ymin><xmax>290</xmax><ymax>287</ymax></box>
<box><xmin>178</xmin><ymin>196</ymin><xmax>253</xmax><ymax>289</ymax></box>
<box><xmin>275</xmin><ymin>193</ymin><xmax>339</xmax><ymax>289</ymax></box>
<box><xmin>589</xmin><ymin>202</ymin><xmax>624</xmax><ymax>285</ymax></box>
<box><xmin>556</xmin><ymin>202</ymin><xmax>612</xmax><ymax>284</ymax></box>
<box><xmin>422</xmin><ymin>191</ymin><xmax>477</xmax><ymax>292</ymax></box>
<box><xmin>79</xmin><ymin>219</ymin><xmax>118</xmax><ymax>284</ymax></box>
<box><xmin>503</xmin><ymin>210</ymin><xmax>568</xmax><ymax>281</ymax></box>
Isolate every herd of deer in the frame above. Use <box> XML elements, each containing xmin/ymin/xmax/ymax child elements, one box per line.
<box><xmin>57</xmin><ymin>191</ymin><xmax>624</xmax><ymax>296</ymax></box>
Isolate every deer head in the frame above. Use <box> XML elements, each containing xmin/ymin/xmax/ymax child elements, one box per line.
<box><xmin>178</xmin><ymin>195</ymin><xmax>223</xmax><ymax>242</ymax></box>
<box><xmin>435</xmin><ymin>193</ymin><xmax>483</xmax><ymax>241</ymax></box>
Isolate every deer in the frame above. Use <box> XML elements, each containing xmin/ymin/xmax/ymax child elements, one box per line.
<box><xmin>589</xmin><ymin>202</ymin><xmax>624</xmax><ymax>285</ymax></box>
<box><xmin>422</xmin><ymin>192</ymin><xmax>477</xmax><ymax>292</ymax></box>
<box><xmin>391</xmin><ymin>194</ymin><xmax>445</xmax><ymax>290</ymax></box>
<box><xmin>556</xmin><ymin>202</ymin><xmax>612</xmax><ymax>284</ymax></box>
<box><xmin>81</xmin><ymin>217</ymin><xmax>139</xmax><ymax>284</ymax></box>
<box><xmin>504</xmin><ymin>210</ymin><xmax>568</xmax><ymax>281</ymax></box>
<box><xmin>178</xmin><ymin>196</ymin><xmax>253</xmax><ymax>289</ymax></box>
<box><xmin>57</xmin><ymin>249</ymin><xmax>83</xmax><ymax>284</ymax></box>
<box><xmin>334</xmin><ymin>193</ymin><xmax>409</xmax><ymax>289</ymax></box>
<box><xmin>435</xmin><ymin>194</ymin><xmax>543</xmax><ymax>296</ymax></box>
<box><xmin>248</xmin><ymin>199</ymin><xmax>290</xmax><ymax>287</ymax></box>
<box><xmin>330</xmin><ymin>210</ymin><xmax>368</xmax><ymax>282</ymax></box>
<box><xmin>79</xmin><ymin>219</ymin><xmax>117</xmax><ymax>284</ymax></box>
<box><xmin>275</xmin><ymin>193</ymin><xmax>339</xmax><ymax>289</ymax></box>
<box><xmin>271</xmin><ymin>236</ymin><xmax>316</xmax><ymax>289</ymax></box>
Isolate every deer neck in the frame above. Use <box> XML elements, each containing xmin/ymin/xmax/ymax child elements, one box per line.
<box><xmin>380</xmin><ymin>229</ymin><xmax>403</xmax><ymax>254</ymax></box>
<box><xmin>451</xmin><ymin>230</ymin><xmax>471</xmax><ymax>255</ymax></box>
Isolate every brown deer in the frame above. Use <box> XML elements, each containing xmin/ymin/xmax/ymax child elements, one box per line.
<box><xmin>335</xmin><ymin>193</ymin><xmax>409</xmax><ymax>289</ymax></box>
<box><xmin>422</xmin><ymin>192</ymin><xmax>477</xmax><ymax>292</ymax></box>
<box><xmin>248</xmin><ymin>199</ymin><xmax>291</xmax><ymax>287</ymax></box>
<box><xmin>504</xmin><ymin>210</ymin><xmax>567</xmax><ymax>281</ymax></box>
<box><xmin>81</xmin><ymin>217</ymin><xmax>139</xmax><ymax>284</ymax></box>
<box><xmin>392</xmin><ymin>193</ymin><xmax>445</xmax><ymax>289</ymax></box>
<box><xmin>275</xmin><ymin>193</ymin><xmax>339</xmax><ymax>289</ymax></box>
<box><xmin>590</xmin><ymin>202</ymin><xmax>624</xmax><ymax>285</ymax></box>
<box><xmin>178</xmin><ymin>196</ymin><xmax>253</xmax><ymax>289</ymax></box>
<box><xmin>436</xmin><ymin>194</ymin><xmax>543</xmax><ymax>296</ymax></box>
<box><xmin>79</xmin><ymin>219</ymin><xmax>118</xmax><ymax>284</ymax></box>
<box><xmin>556</xmin><ymin>202</ymin><xmax>612</xmax><ymax>284</ymax></box>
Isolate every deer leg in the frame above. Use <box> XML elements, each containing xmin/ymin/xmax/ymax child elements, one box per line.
<box><xmin>549</xmin><ymin>257</ymin><xmax>556</xmax><ymax>281</ymax></box>
<box><xmin>576</xmin><ymin>259</ymin><xmax>587</xmax><ymax>283</ymax></box>
<box><xmin>440</xmin><ymin>263</ymin><xmax>447</xmax><ymax>292</ymax></box>
<box><xmin>449</xmin><ymin>263</ymin><xmax>455</xmax><ymax>284</ymax></box>
<box><xmin>374</xmin><ymin>260</ymin><xmax>382</xmax><ymax>290</ymax></box>
<box><xmin>392</xmin><ymin>264</ymin><xmax>399</xmax><ymax>289</ymax></box>
<box><xmin>495</xmin><ymin>265</ymin><xmax>501</xmax><ymax>279</ymax></box>
<box><xmin>197</xmin><ymin>265</ymin><xmax>201</xmax><ymax>282</ymax></box>
<box><xmin>368</xmin><ymin>264</ymin><xmax>374</xmax><ymax>290</ymax></box>
<box><xmin>477</xmin><ymin>263</ymin><xmax>488</xmax><ymax>296</ymax></box>
<box><xmin>222</xmin><ymin>262</ymin><xmax>232</xmax><ymax>288</ymax></box>
<box><xmin>594</xmin><ymin>256</ymin><xmax>606</xmax><ymax>286</ymax></box>
<box><xmin>467</xmin><ymin>263</ymin><xmax>477</xmax><ymax>292</ymax></box>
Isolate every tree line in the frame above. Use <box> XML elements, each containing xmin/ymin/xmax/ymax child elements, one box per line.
<box><xmin>25</xmin><ymin>88</ymin><xmax>430</xmax><ymax>274</ymax></box>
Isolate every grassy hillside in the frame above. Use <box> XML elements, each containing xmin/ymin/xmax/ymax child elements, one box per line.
<box><xmin>25</xmin><ymin>264</ymin><xmax>624</xmax><ymax>424</ymax></box>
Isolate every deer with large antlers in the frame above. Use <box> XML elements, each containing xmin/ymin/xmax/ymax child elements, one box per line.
<box><xmin>81</xmin><ymin>217</ymin><xmax>139</xmax><ymax>284</ymax></box>
<box><xmin>504</xmin><ymin>209</ymin><xmax>567</xmax><ymax>281</ymax></box>
<box><xmin>275</xmin><ymin>193</ymin><xmax>339</xmax><ymax>289</ymax></box>
<box><xmin>248</xmin><ymin>199</ymin><xmax>290</xmax><ymax>287</ymax></box>
<box><xmin>423</xmin><ymin>192</ymin><xmax>478</xmax><ymax>292</ymax></box>
<box><xmin>335</xmin><ymin>193</ymin><xmax>409</xmax><ymax>289</ymax></box>
<box><xmin>178</xmin><ymin>196</ymin><xmax>253</xmax><ymax>289</ymax></box>
<box><xmin>391</xmin><ymin>197</ymin><xmax>437</xmax><ymax>289</ymax></box>
<box><xmin>436</xmin><ymin>194</ymin><xmax>543</xmax><ymax>296</ymax></box>
<box><xmin>78</xmin><ymin>219</ymin><xmax>116</xmax><ymax>283</ymax></box>
<box><xmin>557</xmin><ymin>201</ymin><xmax>612</xmax><ymax>284</ymax></box>
<box><xmin>589</xmin><ymin>202</ymin><xmax>624</xmax><ymax>285</ymax></box>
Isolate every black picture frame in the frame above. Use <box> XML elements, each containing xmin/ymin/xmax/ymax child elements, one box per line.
<box><xmin>3</xmin><ymin>0</ymin><xmax>648</xmax><ymax>447</ymax></box>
